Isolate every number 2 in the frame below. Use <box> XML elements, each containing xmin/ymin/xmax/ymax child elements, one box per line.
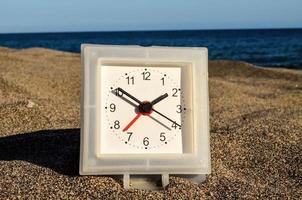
<box><xmin>172</xmin><ymin>88</ymin><xmax>179</xmax><ymax>97</ymax></box>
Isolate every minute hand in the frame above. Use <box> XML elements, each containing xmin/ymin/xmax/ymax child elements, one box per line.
<box><xmin>152</xmin><ymin>108</ymin><xmax>181</xmax><ymax>127</ymax></box>
<box><xmin>117</xmin><ymin>87</ymin><xmax>142</xmax><ymax>105</ymax></box>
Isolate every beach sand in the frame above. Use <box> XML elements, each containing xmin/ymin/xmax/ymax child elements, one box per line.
<box><xmin>0</xmin><ymin>47</ymin><xmax>301</xmax><ymax>199</ymax></box>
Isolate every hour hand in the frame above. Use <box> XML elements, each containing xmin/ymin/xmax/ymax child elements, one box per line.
<box><xmin>151</xmin><ymin>93</ymin><xmax>168</xmax><ymax>105</ymax></box>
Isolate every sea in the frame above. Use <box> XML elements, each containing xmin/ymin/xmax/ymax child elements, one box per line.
<box><xmin>0</xmin><ymin>29</ymin><xmax>301</xmax><ymax>69</ymax></box>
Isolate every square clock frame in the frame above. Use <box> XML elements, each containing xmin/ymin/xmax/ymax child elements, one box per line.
<box><xmin>80</xmin><ymin>44</ymin><xmax>210</xmax><ymax>189</ymax></box>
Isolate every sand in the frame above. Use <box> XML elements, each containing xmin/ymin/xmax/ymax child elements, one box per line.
<box><xmin>0</xmin><ymin>47</ymin><xmax>301</xmax><ymax>199</ymax></box>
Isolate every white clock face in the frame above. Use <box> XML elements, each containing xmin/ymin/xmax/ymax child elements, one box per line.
<box><xmin>97</xmin><ymin>65</ymin><xmax>187</xmax><ymax>154</ymax></box>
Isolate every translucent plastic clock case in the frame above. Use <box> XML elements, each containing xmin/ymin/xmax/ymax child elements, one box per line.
<box><xmin>80</xmin><ymin>44</ymin><xmax>210</xmax><ymax>189</ymax></box>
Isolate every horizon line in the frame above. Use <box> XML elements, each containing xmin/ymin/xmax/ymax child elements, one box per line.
<box><xmin>1</xmin><ymin>27</ymin><xmax>302</xmax><ymax>35</ymax></box>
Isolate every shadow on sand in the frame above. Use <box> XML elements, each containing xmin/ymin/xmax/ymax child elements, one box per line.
<box><xmin>0</xmin><ymin>128</ymin><xmax>80</xmax><ymax>176</ymax></box>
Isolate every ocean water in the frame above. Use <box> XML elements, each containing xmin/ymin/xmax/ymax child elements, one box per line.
<box><xmin>0</xmin><ymin>29</ymin><xmax>301</xmax><ymax>69</ymax></box>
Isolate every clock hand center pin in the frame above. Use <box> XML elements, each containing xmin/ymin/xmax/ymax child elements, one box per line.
<box><xmin>123</xmin><ymin>101</ymin><xmax>153</xmax><ymax>132</ymax></box>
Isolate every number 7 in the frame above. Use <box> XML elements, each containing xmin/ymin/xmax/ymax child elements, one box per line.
<box><xmin>127</xmin><ymin>132</ymin><xmax>133</xmax><ymax>141</ymax></box>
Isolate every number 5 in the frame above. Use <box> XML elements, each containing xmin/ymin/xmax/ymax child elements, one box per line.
<box><xmin>160</xmin><ymin>132</ymin><xmax>166</xmax><ymax>141</ymax></box>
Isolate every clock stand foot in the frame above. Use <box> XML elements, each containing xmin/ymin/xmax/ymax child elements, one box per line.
<box><xmin>122</xmin><ymin>174</ymin><xmax>170</xmax><ymax>190</ymax></box>
<box><xmin>123</xmin><ymin>173</ymin><xmax>130</xmax><ymax>190</ymax></box>
<box><xmin>175</xmin><ymin>174</ymin><xmax>206</xmax><ymax>183</ymax></box>
<box><xmin>122</xmin><ymin>174</ymin><xmax>207</xmax><ymax>189</ymax></box>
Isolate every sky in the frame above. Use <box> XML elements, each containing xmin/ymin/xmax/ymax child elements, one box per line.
<box><xmin>0</xmin><ymin>0</ymin><xmax>301</xmax><ymax>33</ymax></box>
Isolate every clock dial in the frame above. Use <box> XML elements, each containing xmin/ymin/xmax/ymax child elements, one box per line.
<box><xmin>98</xmin><ymin>66</ymin><xmax>186</xmax><ymax>154</ymax></box>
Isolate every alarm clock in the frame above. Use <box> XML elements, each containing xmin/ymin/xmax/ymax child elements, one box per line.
<box><xmin>80</xmin><ymin>44</ymin><xmax>210</xmax><ymax>189</ymax></box>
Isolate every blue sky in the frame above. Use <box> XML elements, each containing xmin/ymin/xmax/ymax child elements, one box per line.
<box><xmin>0</xmin><ymin>0</ymin><xmax>301</xmax><ymax>33</ymax></box>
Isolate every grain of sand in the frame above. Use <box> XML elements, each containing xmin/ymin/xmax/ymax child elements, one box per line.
<box><xmin>0</xmin><ymin>47</ymin><xmax>301</xmax><ymax>199</ymax></box>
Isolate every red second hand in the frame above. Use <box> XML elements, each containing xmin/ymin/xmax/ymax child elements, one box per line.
<box><xmin>123</xmin><ymin>112</ymin><xmax>142</xmax><ymax>132</ymax></box>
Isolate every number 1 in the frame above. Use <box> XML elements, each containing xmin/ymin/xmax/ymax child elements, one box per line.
<box><xmin>161</xmin><ymin>77</ymin><xmax>165</xmax><ymax>86</ymax></box>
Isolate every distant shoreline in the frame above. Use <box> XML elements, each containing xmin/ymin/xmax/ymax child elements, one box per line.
<box><xmin>1</xmin><ymin>27</ymin><xmax>302</xmax><ymax>35</ymax></box>
<box><xmin>1</xmin><ymin>29</ymin><xmax>301</xmax><ymax>69</ymax></box>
